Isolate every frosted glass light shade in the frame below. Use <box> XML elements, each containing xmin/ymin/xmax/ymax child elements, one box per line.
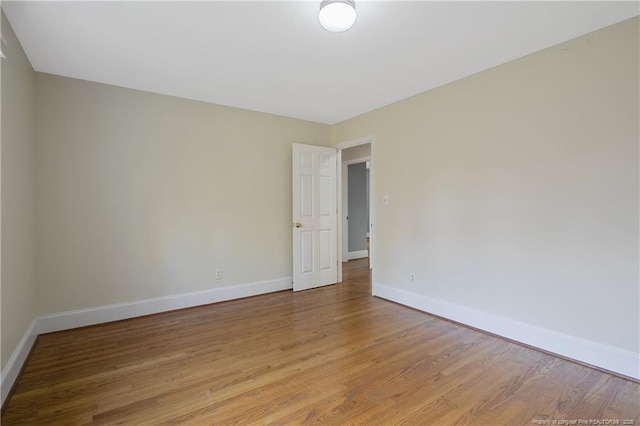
<box><xmin>319</xmin><ymin>0</ymin><xmax>356</xmax><ymax>33</ymax></box>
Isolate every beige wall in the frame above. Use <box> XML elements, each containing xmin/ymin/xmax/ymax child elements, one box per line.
<box><xmin>35</xmin><ymin>74</ymin><xmax>330</xmax><ymax>314</ymax></box>
<box><xmin>342</xmin><ymin>143</ymin><xmax>371</xmax><ymax>161</ymax></box>
<box><xmin>1</xmin><ymin>13</ymin><xmax>37</xmax><ymax>370</ymax></box>
<box><xmin>332</xmin><ymin>17</ymin><xmax>639</xmax><ymax>352</ymax></box>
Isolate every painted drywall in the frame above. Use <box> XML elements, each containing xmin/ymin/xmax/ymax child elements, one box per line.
<box><xmin>332</xmin><ymin>17</ymin><xmax>639</xmax><ymax>354</ymax></box>
<box><xmin>35</xmin><ymin>73</ymin><xmax>330</xmax><ymax>314</ymax></box>
<box><xmin>348</xmin><ymin>162</ymin><xmax>369</xmax><ymax>252</ymax></box>
<box><xmin>342</xmin><ymin>143</ymin><xmax>371</xmax><ymax>161</ymax></box>
<box><xmin>1</xmin><ymin>12</ymin><xmax>37</xmax><ymax>370</ymax></box>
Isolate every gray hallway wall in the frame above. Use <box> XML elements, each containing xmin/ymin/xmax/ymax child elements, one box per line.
<box><xmin>348</xmin><ymin>162</ymin><xmax>369</xmax><ymax>252</ymax></box>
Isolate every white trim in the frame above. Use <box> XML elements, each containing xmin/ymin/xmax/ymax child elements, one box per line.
<box><xmin>1</xmin><ymin>277</ymin><xmax>292</xmax><ymax>406</ymax></box>
<box><xmin>37</xmin><ymin>277</ymin><xmax>293</xmax><ymax>334</ymax></box>
<box><xmin>341</xmin><ymin>161</ymin><xmax>349</xmax><ymax>267</ymax></box>
<box><xmin>1</xmin><ymin>319</ymin><xmax>38</xmax><ymax>406</ymax></box>
<box><xmin>347</xmin><ymin>250</ymin><xmax>369</xmax><ymax>260</ymax></box>
<box><xmin>369</xmin><ymin>140</ymin><xmax>374</xmax><ymax>272</ymax></box>
<box><xmin>373</xmin><ymin>282</ymin><xmax>640</xmax><ymax>380</ymax></box>
<box><xmin>335</xmin><ymin>135</ymin><xmax>374</xmax><ymax>150</ymax></box>
<box><xmin>336</xmin><ymin>148</ymin><xmax>343</xmax><ymax>282</ymax></box>
<box><xmin>343</xmin><ymin>156</ymin><xmax>371</xmax><ymax>166</ymax></box>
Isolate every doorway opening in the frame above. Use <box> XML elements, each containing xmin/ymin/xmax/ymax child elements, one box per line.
<box><xmin>336</xmin><ymin>138</ymin><xmax>373</xmax><ymax>287</ymax></box>
<box><xmin>343</xmin><ymin>156</ymin><xmax>370</xmax><ymax>262</ymax></box>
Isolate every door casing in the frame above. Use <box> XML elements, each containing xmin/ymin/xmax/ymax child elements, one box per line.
<box><xmin>335</xmin><ymin>136</ymin><xmax>375</xmax><ymax>286</ymax></box>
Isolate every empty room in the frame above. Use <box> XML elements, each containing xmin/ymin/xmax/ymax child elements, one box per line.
<box><xmin>1</xmin><ymin>1</ymin><xmax>639</xmax><ymax>424</ymax></box>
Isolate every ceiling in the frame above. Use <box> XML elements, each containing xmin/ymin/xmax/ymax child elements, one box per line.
<box><xmin>3</xmin><ymin>1</ymin><xmax>638</xmax><ymax>124</ymax></box>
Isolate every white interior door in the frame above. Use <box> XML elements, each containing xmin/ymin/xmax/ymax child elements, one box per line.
<box><xmin>292</xmin><ymin>143</ymin><xmax>338</xmax><ymax>291</ymax></box>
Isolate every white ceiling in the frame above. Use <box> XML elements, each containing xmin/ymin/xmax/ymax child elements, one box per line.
<box><xmin>3</xmin><ymin>1</ymin><xmax>638</xmax><ymax>124</ymax></box>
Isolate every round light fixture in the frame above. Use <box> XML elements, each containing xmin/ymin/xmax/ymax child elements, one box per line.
<box><xmin>319</xmin><ymin>0</ymin><xmax>357</xmax><ymax>33</ymax></box>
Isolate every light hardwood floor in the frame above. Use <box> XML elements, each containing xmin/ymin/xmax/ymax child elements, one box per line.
<box><xmin>3</xmin><ymin>259</ymin><xmax>639</xmax><ymax>424</ymax></box>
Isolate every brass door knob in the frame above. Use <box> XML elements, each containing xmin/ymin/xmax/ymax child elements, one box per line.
<box><xmin>293</xmin><ymin>222</ymin><xmax>303</xmax><ymax>228</ymax></box>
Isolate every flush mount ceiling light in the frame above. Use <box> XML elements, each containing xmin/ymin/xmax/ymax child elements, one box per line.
<box><xmin>319</xmin><ymin>0</ymin><xmax>357</xmax><ymax>33</ymax></box>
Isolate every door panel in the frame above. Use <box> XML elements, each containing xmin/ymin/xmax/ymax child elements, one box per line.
<box><xmin>293</xmin><ymin>143</ymin><xmax>337</xmax><ymax>291</ymax></box>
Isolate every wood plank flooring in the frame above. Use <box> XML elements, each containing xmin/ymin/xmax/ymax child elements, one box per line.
<box><xmin>3</xmin><ymin>259</ymin><xmax>639</xmax><ymax>424</ymax></box>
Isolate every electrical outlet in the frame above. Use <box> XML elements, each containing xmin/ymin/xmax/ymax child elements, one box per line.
<box><xmin>216</xmin><ymin>269</ymin><xmax>222</xmax><ymax>280</ymax></box>
<box><xmin>411</xmin><ymin>273</ymin><xmax>416</xmax><ymax>282</ymax></box>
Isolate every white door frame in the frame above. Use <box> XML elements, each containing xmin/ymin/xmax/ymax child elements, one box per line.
<box><xmin>335</xmin><ymin>136</ymin><xmax>375</xmax><ymax>286</ymax></box>
<box><xmin>342</xmin><ymin>156</ymin><xmax>371</xmax><ymax>263</ymax></box>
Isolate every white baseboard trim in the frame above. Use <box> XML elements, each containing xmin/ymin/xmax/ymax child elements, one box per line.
<box><xmin>0</xmin><ymin>277</ymin><xmax>293</xmax><ymax>404</ymax></box>
<box><xmin>373</xmin><ymin>282</ymin><xmax>640</xmax><ymax>380</ymax></box>
<box><xmin>37</xmin><ymin>277</ymin><xmax>293</xmax><ymax>334</ymax></box>
<box><xmin>1</xmin><ymin>319</ymin><xmax>38</xmax><ymax>407</ymax></box>
<box><xmin>2</xmin><ymin>277</ymin><xmax>292</xmax><ymax>406</ymax></box>
<box><xmin>347</xmin><ymin>250</ymin><xmax>369</xmax><ymax>260</ymax></box>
